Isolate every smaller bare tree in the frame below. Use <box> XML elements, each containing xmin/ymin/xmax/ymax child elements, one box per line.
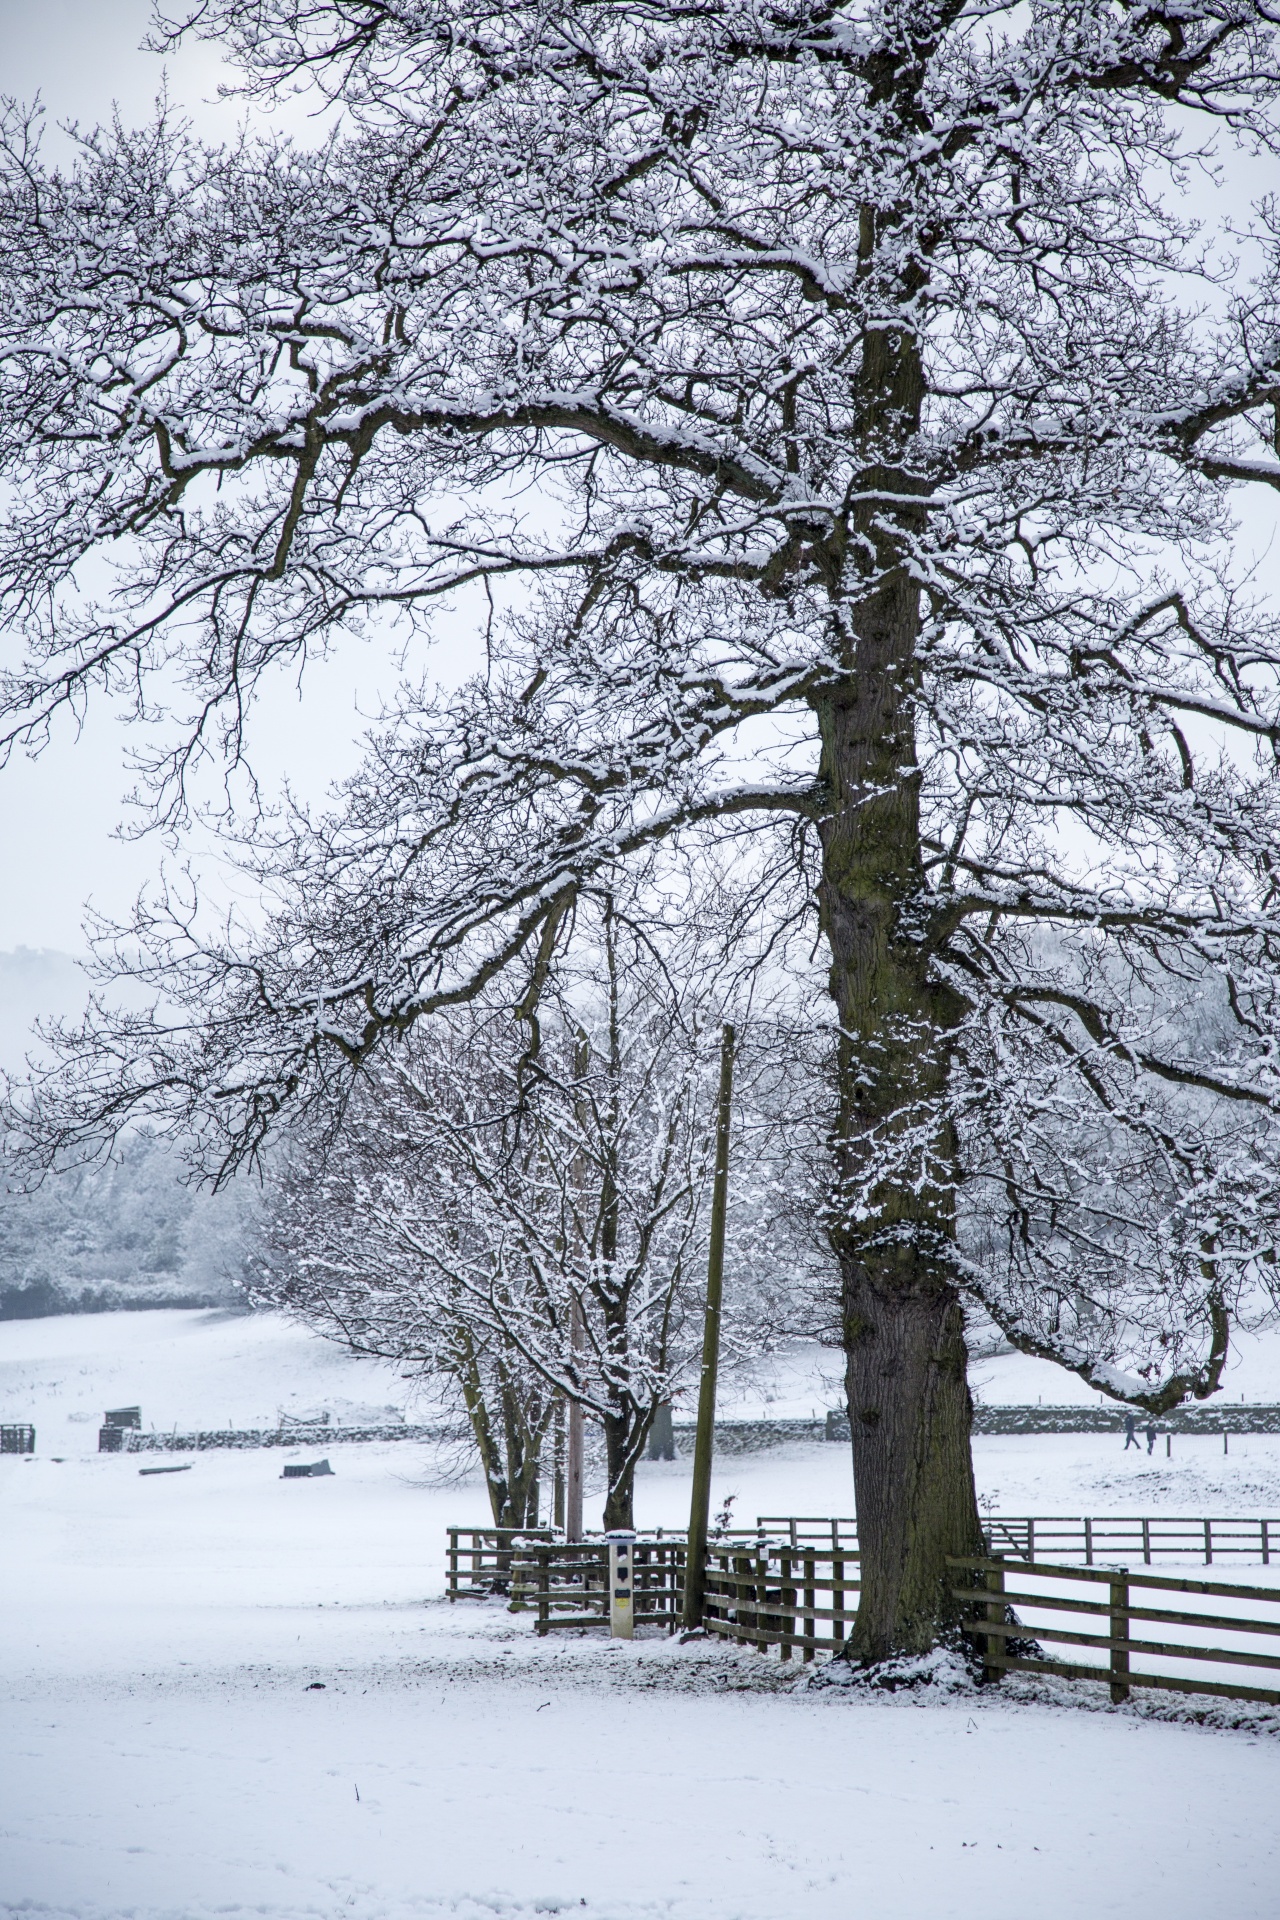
<box><xmin>254</xmin><ymin>894</ymin><xmax>754</xmax><ymax>1529</ymax></box>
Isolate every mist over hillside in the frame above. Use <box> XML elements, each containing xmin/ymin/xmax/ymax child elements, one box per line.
<box><xmin>0</xmin><ymin>949</ymin><xmax>251</xmax><ymax>1318</ymax></box>
<box><xmin>0</xmin><ymin>947</ymin><xmax>94</xmax><ymax>1073</ymax></box>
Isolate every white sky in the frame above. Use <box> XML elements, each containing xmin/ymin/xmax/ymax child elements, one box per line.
<box><xmin>0</xmin><ymin>2</ymin><xmax>248</xmax><ymax>952</ymax></box>
<box><xmin>0</xmin><ymin>1</ymin><xmax>489</xmax><ymax>953</ymax></box>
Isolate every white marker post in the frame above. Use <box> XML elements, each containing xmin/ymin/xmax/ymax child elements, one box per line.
<box><xmin>606</xmin><ymin>1529</ymin><xmax>637</xmax><ymax>1639</ymax></box>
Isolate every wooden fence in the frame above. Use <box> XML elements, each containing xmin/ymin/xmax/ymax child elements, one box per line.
<box><xmin>511</xmin><ymin>1539</ymin><xmax>688</xmax><ymax>1632</ymax></box>
<box><xmin>756</xmin><ymin>1513</ymin><xmax>1279</xmax><ymax>1566</ymax></box>
<box><xmin>447</xmin><ymin>1527</ymin><xmax>557</xmax><ymax>1598</ymax></box>
<box><xmin>447</xmin><ymin>1524</ymin><xmax>1280</xmax><ymax>1707</ymax></box>
<box><xmin>447</xmin><ymin>1524</ymin><xmax>760</xmax><ymax>1601</ymax></box>
<box><xmin>702</xmin><ymin>1539</ymin><xmax>861</xmax><ymax>1659</ymax></box>
<box><xmin>951</xmin><ymin>1555</ymin><xmax>1280</xmax><ymax>1707</ymax></box>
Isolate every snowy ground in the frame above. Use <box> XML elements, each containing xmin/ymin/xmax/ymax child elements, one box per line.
<box><xmin>4</xmin><ymin>1311</ymin><xmax>1280</xmax><ymax>1920</ymax></box>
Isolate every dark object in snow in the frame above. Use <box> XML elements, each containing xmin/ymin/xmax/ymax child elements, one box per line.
<box><xmin>139</xmin><ymin>1463</ymin><xmax>193</xmax><ymax>1476</ymax></box>
<box><xmin>1145</xmin><ymin>1424</ymin><xmax>1158</xmax><ymax>1454</ymax></box>
<box><xmin>282</xmin><ymin>1459</ymin><xmax>335</xmax><ymax>1478</ymax></box>
<box><xmin>306</xmin><ymin>1681</ymin><xmax>326</xmax><ymax>1689</ymax></box>
<box><xmin>100</xmin><ymin>1407</ymin><xmax>142</xmax><ymax>1452</ymax></box>
<box><xmin>1123</xmin><ymin>1414</ymin><xmax>1140</xmax><ymax>1450</ymax></box>
<box><xmin>0</xmin><ymin>1424</ymin><xmax>34</xmax><ymax>1454</ymax></box>
<box><xmin>646</xmin><ymin>1402</ymin><xmax>675</xmax><ymax>1461</ymax></box>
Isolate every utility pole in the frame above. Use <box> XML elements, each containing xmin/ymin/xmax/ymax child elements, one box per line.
<box><xmin>565</xmin><ymin>1030</ymin><xmax>590</xmax><ymax>1543</ymax></box>
<box><xmin>683</xmin><ymin>1022</ymin><xmax>735</xmax><ymax>1632</ymax></box>
<box><xmin>565</xmin><ymin>1299</ymin><xmax>585</xmax><ymax>1541</ymax></box>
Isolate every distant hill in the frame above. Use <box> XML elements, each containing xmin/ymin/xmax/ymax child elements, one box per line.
<box><xmin>0</xmin><ymin>947</ymin><xmax>95</xmax><ymax>1073</ymax></box>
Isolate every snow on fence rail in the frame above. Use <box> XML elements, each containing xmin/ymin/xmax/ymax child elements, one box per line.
<box><xmin>449</xmin><ymin>1527</ymin><xmax>1280</xmax><ymax>1705</ymax></box>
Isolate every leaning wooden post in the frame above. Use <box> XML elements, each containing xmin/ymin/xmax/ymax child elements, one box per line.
<box><xmin>682</xmin><ymin>1022</ymin><xmax>736</xmax><ymax>1631</ymax></box>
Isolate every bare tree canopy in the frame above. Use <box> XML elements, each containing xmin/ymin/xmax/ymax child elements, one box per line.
<box><xmin>7</xmin><ymin>1</ymin><xmax>1280</xmax><ymax>1658</ymax></box>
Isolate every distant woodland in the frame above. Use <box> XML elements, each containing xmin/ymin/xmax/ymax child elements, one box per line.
<box><xmin>0</xmin><ymin>950</ymin><xmax>250</xmax><ymax>1317</ymax></box>
<box><xmin>0</xmin><ymin>1131</ymin><xmax>251</xmax><ymax>1319</ymax></box>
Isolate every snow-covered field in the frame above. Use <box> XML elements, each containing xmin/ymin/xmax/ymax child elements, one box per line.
<box><xmin>4</xmin><ymin>1310</ymin><xmax>1280</xmax><ymax>1920</ymax></box>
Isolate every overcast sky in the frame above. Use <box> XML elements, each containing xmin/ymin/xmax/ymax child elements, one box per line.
<box><xmin>0</xmin><ymin>3</ymin><xmax>485</xmax><ymax>957</ymax></box>
<box><xmin>2</xmin><ymin>3</ymin><xmax>1280</xmax><ymax>965</ymax></box>
<box><xmin>1</xmin><ymin>3</ymin><xmax>239</xmax><ymax>955</ymax></box>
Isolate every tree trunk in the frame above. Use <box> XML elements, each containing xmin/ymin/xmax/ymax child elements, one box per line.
<box><xmin>602</xmin><ymin>1412</ymin><xmax>636</xmax><ymax>1530</ymax></box>
<box><xmin>815</xmin><ymin>313</ymin><xmax>984</xmax><ymax>1658</ymax></box>
<box><xmin>817</xmin><ymin>635</ymin><xmax>985</xmax><ymax>1656</ymax></box>
<box><xmin>843</xmin><ymin>1282</ymin><xmax>981</xmax><ymax>1659</ymax></box>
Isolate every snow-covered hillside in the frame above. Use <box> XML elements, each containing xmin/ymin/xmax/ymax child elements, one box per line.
<box><xmin>0</xmin><ymin>1306</ymin><xmax>414</xmax><ymax>1441</ymax></box>
<box><xmin>3</xmin><ymin>1307</ymin><xmax>1280</xmax><ymax>1920</ymax></box>
<box><xmin>4</xmin><ymin>1307</ymin><xmax>1280</xmax><ymax>1528</ymax></box>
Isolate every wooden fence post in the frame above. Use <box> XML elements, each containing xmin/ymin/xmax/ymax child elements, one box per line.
<box><xmin>984</xmin><ymin>1558</ymin><xmax>1005</xmax><ymax>1684</ymax></box>
<box><xmin>509</xmin><ymin>1537</ymin><xmax>527</xmax><ymax>1613</ymax></box>
<box><xmin>779</xmin><ymin>1547</ymin><xmax>792</xmax><ymax>1660</ymax></box>
<box><xmin>536</xmin><ymin>1546</ymin><xmax>551</xmax><ymax>1637</ymax></box>
<box><xmin>1110</xmin><ymin>1574</ymin><xmax>1130</xmax><ymax>1703</ymax></box>
<box><xmin>803</xmin><ymin>1550</ymin><xmax>816</xmax><ymax>1661</ymax></box>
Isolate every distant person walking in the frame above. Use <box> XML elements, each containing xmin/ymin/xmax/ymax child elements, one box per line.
<box><xmin>1145</xmin><ymin>1422</ymin><xmax>1158</xmax><ymax>1455</ymax></box>
<box><xmin>1123</xmin><ymin>1413</ymin><xmax>1140</xmax><ymax>1450</ymax></box>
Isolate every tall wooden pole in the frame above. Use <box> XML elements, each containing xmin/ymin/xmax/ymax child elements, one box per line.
<box><xmin>683</xmin><ymin>1022</ymin><xmax>735</xmax><ymax>1631</ymax></box>
<box><xmin>553</xmin><ymin>1394</ymin><xmax>566</xmax><ymax>1531</ymax></box>
<box><xmin>565</xmin><ymin>1299</ymin><xmax>585</xmax><ymax>1541</ymax></box>
<box><xmin>565</xmin><ymin>1032</ymin><xmax>590</xmax><ymax>1542</ymax></box>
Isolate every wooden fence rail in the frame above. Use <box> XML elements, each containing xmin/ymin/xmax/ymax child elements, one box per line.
<box><xmin>447</xmin><ymin>1526</ymin><xmax>557</xmax><ymax>1598</ymax></box>
<box><xmin>756</xmin><ymin>1513</ymin><xmax>1279</xmax><ymax>1566</ymax></box>
<box><xmin>449</xmin><ymin>1516</ymin><xmax>1279</xmax><ymax>1591</ymax></box>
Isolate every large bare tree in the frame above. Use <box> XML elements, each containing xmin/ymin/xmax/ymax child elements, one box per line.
<box><xmin>7</xmin><ymin>2</ymin><xmax>1280</xmax><ymax>1659</ymax></box>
